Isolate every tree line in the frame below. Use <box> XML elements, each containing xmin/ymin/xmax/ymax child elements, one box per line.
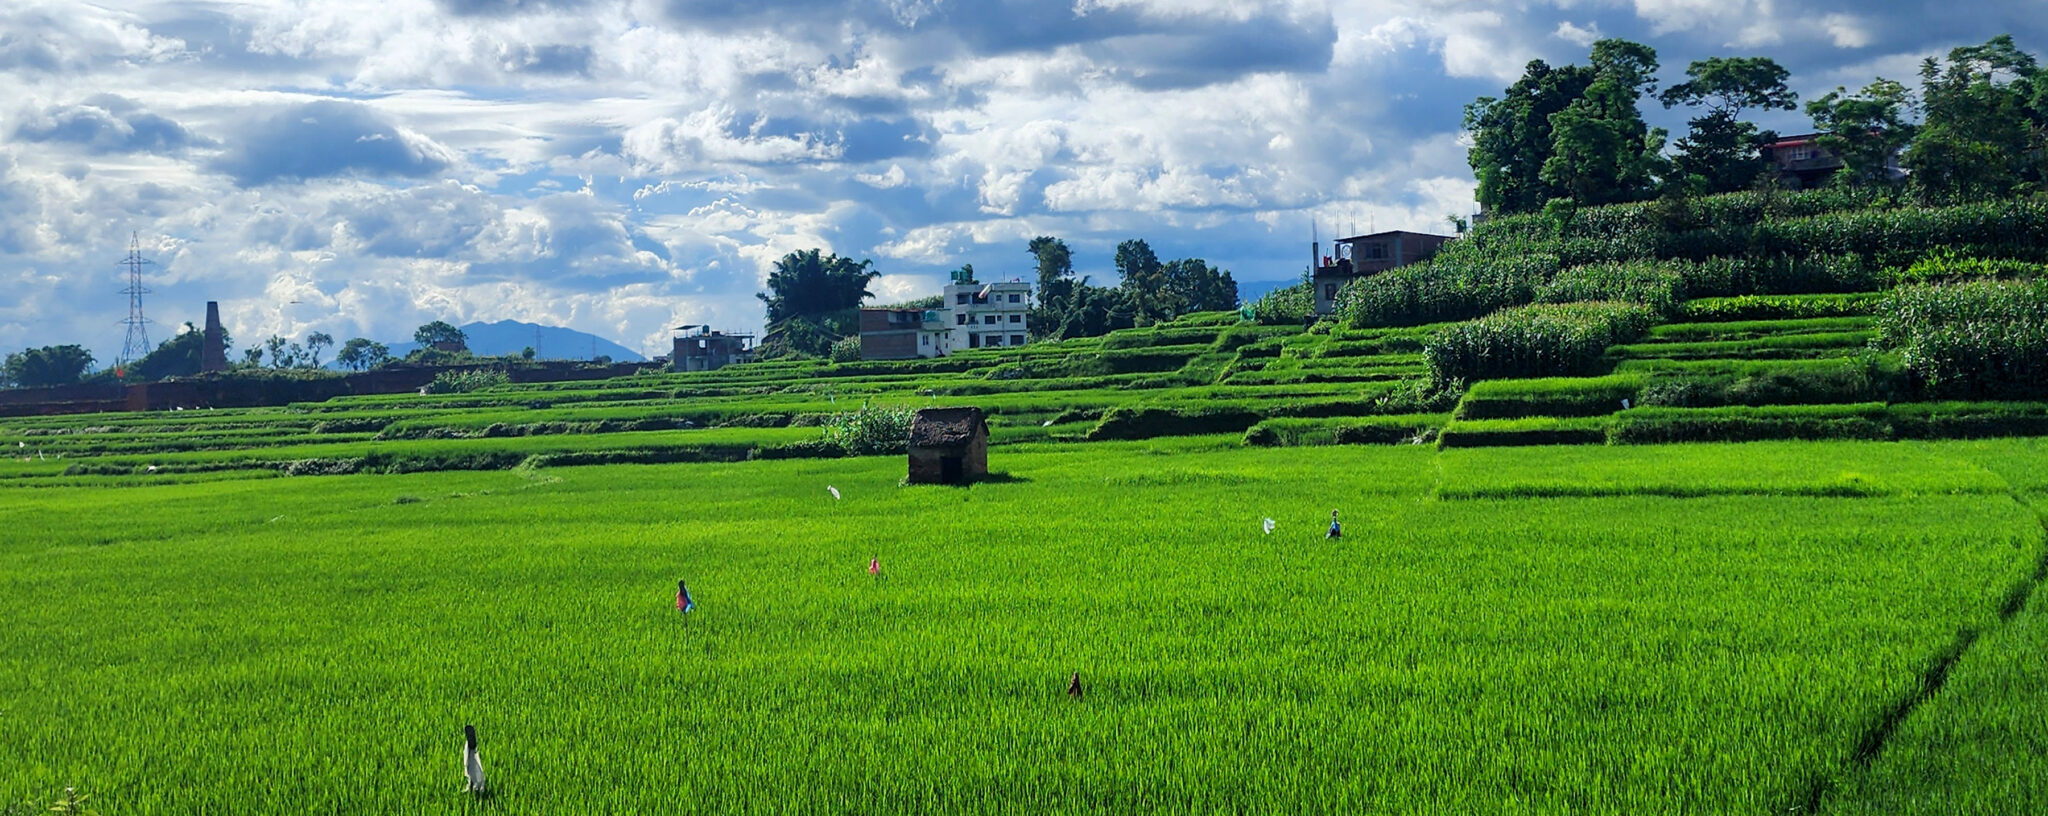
<box><xmin>0</xmin><ymin>321</ymin><xmax>522</xmax><ymax>389</ymax></box>
<box><xmin>755</xmin><ymin>239</ymin><xmax>1238</xmax><ymax>357</ymax></box>
<box><xmin>1466</xmin><ymin>33</ymin><xmax>2048</xmax><ymax>214</ymax></box>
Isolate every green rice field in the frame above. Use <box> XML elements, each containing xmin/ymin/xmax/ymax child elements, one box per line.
<box><xmin>5</xmin><ymin>437</ymin><xmax>2045</xmax><ymax>813</ymax></box>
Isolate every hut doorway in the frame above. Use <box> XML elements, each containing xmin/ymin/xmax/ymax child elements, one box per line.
<box><xmin>940</xmin><ymin>455</ymin><xmax>963</xmax><ymax>483</ymax></box>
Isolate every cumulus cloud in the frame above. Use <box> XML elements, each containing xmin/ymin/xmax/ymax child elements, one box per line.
<box><xmin>209</xmin><ymin>101</ymin><xmax>457</xmax><ymax>186</ymax></box>
<box><xmin>1</xmin><ymin>0</ymin><xmax>2043</xmax><ymax>366</ymax></box>
<box><xmin>623</xmin><ymin>105</ymin><xmax>845</xmax><ymax>172</ymax></box>
<box><xmin>13</xmin><ymin>95</ymin><xmax>212</xmax><ymax>155</ymax></box>
<box><xmin>1554</xmin><ymin>21</ymin><xmax>1602</xmax><ymax>48</ymax></box>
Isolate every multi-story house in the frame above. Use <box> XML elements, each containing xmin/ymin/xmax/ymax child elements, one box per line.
<box><xmin>941</xmin><ymin>274</ymin><xmax>1034</xmax><ymax>351</ymax></box>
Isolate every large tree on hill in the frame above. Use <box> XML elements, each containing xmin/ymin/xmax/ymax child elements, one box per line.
<box><xmin>2</xmin><ymin>345</ymin><xmax>95</xmax><ymax>388</ymax></box>
<box><xmin>1907</xmin><ymin>34</ymin><xmax>2043</xmax><ymax>201</ymax></box>
<box><xmin>414</xmin><ymin>321</ymin><xmax>467</xmax><ymax>348</ymax></box>
<box><xmin>1805</xmin><ymin>78</ymin><xmax>1917</xmax><ymax>187</ymax></box>
<box><xmin>337</xmin><ymin>337</ymin><xmax>390</xmax><ymax>371</ymax></box>
<box><xmin>1660</xmin><ymin>57</ymin><xmax>1798</xmax><ymax>193</ymax></box>
<box><xmin>1027</xmin><ymin>236</ymin><xmax>1077</xmax><ymax>340</ymax></box>
<box><xmin>1539</xmin><ymin>39</ymin><xmax>1666</xmax><ymax>207</ymax></box>
<box><xmin>1163</xmin><ymin>258</ymin><xmax>1239</xmax><ymax>314</ymax></box>
<box><xmin>1465</xmin><ymin>59</ymin><xmax>1597</xmax><ymax>214</ymax></box>
<box><xmin>756</xmin><ymin>248</ymin><xmax>879</xmax><ymax>357</ymax></box>
<box><xmin>1114</xmin><ymin>239</ymin><xmax>1172</xmax><ymax>327</ymax></box>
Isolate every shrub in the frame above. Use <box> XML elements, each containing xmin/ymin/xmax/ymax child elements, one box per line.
<box><xmin>818</xmin><ymin>404</ymin><xmax>915</xmax><ymax>455</ymax></box>
<box><xmin>1248</xmin><ymin>283</ymin><xmax>1313</xmax><ymax>326</ymax></box>
<box><xmin>426</xmin><ymin>368</ymin><xmax>511</xmax><ymax>394</ymax></box>
<box><xmin>1337</xmin><ymin>247</ymin><xmax>1555</xmax><ymax>328</ymax></box>
<box><xmin>1423</xmin><ymin>302</ymin><xmax>1654</xmax><ymax>383</ymax></box>
<box><xmin>1874</xmin><ymin>279</ymin><xmax>2048</xmax><ymax>399</ymax></box>
<box><xmin>828</xmin><ymin>336</ymin><xmax>862</xmax><ymax>363</ymax></box>
<box><xmin>1676</xmin><ymin>293</ymin><xmax>1881</xmax><ymax>321</ymax></box>
<box><xmin>1537</xmin><ymin>262</ymin><xmax>1684</xmax><ymax>314</ymax></box>
<box><xmin>1895</xmin><ymin>250</ymin><xmax>2048</xmax><ymax>284</ymax></box>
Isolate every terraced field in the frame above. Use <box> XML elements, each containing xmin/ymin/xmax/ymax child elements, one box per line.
<box><xmin>5</xmin><ymin>187</ymin><xmax>2047</xmax><ymax>812</ymax></box>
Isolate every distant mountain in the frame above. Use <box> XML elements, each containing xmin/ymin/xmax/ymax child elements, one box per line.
<box><xmin>383</xmin><ymin>320</ymin><xmax>646</xmax><ymax>362</ymax></box>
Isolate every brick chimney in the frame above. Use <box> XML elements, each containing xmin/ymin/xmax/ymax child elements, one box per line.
<box><xmin>200</xmin><ymin>301</ymin><xmax>228</xmax><ymax>372</ymax></box>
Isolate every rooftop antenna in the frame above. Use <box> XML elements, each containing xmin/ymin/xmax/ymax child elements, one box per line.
<box><xmin>1311</xmin><ymin>219</ymin><xmax>1319</xmax><ymax>273</ymax></box>
<box><xmin>117</xmin><ymin>232</ymin><xmax>155</xmax><ymax>367</ymax></box>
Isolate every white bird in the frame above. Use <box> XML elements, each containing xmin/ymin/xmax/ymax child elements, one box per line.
<box><xmin>463</xmin><ymin>724</ymin><xmax>487</xmax><ymax>794</ymax></box>
<box><xmin>1262</xmin><ymin>518</ymin><xmax>1276</xmax><ymax>535</ymax></box>
<box><xmin>827</xmin><ymin>485</ymin><xmax>841</xmax><ymax>500</ymax></box>
<box><xmin>146</xmin><ymin>465</ymin><xmax>158</xmax><ymax>472</ymax></box>
<box><xmin>1042</xmin><ymin>419</ymin><xmax>1055</xmax><ymax>427</ymax></box>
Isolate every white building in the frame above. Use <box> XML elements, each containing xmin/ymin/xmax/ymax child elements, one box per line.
<box><xmin>942</xmin><ymin>278</ymin><xmax>1034</xmax><ymax>351</ymax></box>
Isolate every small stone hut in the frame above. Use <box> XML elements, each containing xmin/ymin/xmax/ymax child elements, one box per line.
<box><xmin>908</xmin><ymin>407</ymin><xmax>989</xmax><ymax>484</ymax></box>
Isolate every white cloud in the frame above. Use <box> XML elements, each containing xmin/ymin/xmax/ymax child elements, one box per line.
<box><xmin>622</xmin><ymin>105</ymin><xmax>844</xmax><ymax>173</ymax></box>
<box><xmin>1554</xmin><ymin>21</ymin><xmax>1602</xmax><ymax>48</ymax></box>
<box><xmin>1821</xmin><ymin>13</ymin><xmax>1875</xmax><ymax>49</ymax></box>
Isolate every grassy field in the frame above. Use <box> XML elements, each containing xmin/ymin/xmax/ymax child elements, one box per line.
<box><xmin>3</xmin><ymin>438</ymin><xmax>2044</xmax><ymax>813</ymax></box>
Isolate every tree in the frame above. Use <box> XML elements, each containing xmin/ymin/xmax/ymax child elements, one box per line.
<box><xmin>1660</xmin><ymin>57</ymin><xmax>1798</xmax><ymax>193</ymax></box>
<box><xmin>241</xmin><ymin>347</ymin><xmax>263</xmax><ymax>367</ymax></box>
<box><xmin>1906</xmin><ymin>34</ymin><xmax>2043</xmax><ymax>201</ymax></box>
<box><xmin>1805</xmin><ymin>78</ymin><xmax>1917</xmax><ymax>187</ymax></box>
<box><xmin>1163</xmin><ymin>258</ymin><xmax>1239</xmax><ymax>314</ymax></box>
<box><xmin>2</xmin><ymin>345</ymin><xmax>95</xmax><ymax>388</ymax></box>
<box><xmin>1465</xmin><ymin>60</ymin><xmax>1597</xmax><ymax>214</ymax></box>
<box><xmin>127</xmin><ymin>322</ymin><xmax>223</xmax><ymax>382</ymax></box>
<box><xmin>756</xmin><ymin>248</ymin><xmax>879</xmax><ymax>357</ymax></box>
<box><xmin>304</xmin><ymin>332</ymin><xmax>334</xmax><ymax>369</ymax></box>
<box><xmin>1539</xmin><ymin>39</ymin><xmax>1666</xmax><ymax>207</ymax></box>
<box><xmin>413</xmin><ymin>321</ymin><xmax>467</xmax><ymax>348</ymax></box>
<box><xmin>521</xmin><ymin>346</ymin><xmax>536</xmax><ymax>361</ymax></box>
<box><xmin>336</xmin><ymin>337</ymin><xmax>389</xmax><ymax>371</ymax></box>
<box><xmin>263</xmin><ymin>335</ymin><xmax>290</xmax><ymax>369</ymax></box>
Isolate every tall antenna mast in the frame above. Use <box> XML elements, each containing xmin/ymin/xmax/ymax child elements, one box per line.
<box><xmin>118</xmin><ymin>232</ymin><xmax>155</xmax><ymax>366</ymax></box>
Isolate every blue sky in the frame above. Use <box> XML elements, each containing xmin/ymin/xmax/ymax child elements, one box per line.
<box><xmin>1</xmin><ymin>0</ymin><xmax>2043</xmax><ymax>362</ymax></box>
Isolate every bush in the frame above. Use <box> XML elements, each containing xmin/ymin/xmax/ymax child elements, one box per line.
<box><xmin>1248</xmin><ymin>283</ymin><xmax>1313</xmax><ymax>326</ymax></box>
<box><xmin>1895</xmin><ymin>250</ymin><xmax>2048</xmax><ymax>284</ymax></box>
<box><xmin>1337</xmin><ymin>247</ymin><xmax>1555</xmax><ymax>328</ymax></box>
<box><xmin>818</xmin><ymin>404</ymin><xmax>915</xmax><ymax>455</ymax></box>
<box><xmin>1537</xmin><ymin>262</ymin><xmax>1683</xmax><ymax>314</ymax></box>
<box><xmin>828</xmin><ymin>336</ymin><xmax>862</xmax><ymax>363</ymax></box>
<box><xmin>1676</xmin><ymin>293</ymin><xmax>1881</xmax><ymax>321</ymax></box>
<box><xmin>1423</xmin><ymin>302</ymin><xmax>1654</xmax><ymax>383</ymax></box>
<box><xmin>1874</xmin><ymin>279</ymin><xmax>2048</xmax><ymax>399</ymax></box>
<box><xmin>426</xmin><ymin>368</ymin><xmax>511</xmax><ymax>394</ymax></box>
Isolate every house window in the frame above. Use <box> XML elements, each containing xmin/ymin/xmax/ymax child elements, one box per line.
<box><xmin>1366</xmin><ymin>243</ymin><xmax>1387</xmax><ymax>259</ymax></box>
<box><xmin>921</xmin><ymin>335</ymin><xmax>929</xmax><ymax>346</ymax></box>
<box><xmin>956</xmin><ymin>293</ymin><xmax>970</xmax><ymax>305</ymax></box>
<box><xmin>1011</xmin><ymin>334</ymin><xmax>1025</xmax><ymax>346</ymax></box>
<box><xmin>957</xmin><ymin>313</ymin><xmax>967</xmax><ymax>325</ymax></box>
<box><xmin>1008</xmin><ymin>294</ymin><xmax>1021</xmax><ymax>303</ymax></box>
<box><xmin>1009</xmin><ymin>314</ymin><xmax>1022</xmax><ymax>323</ymax></box>
<box><xmin>984</xmin><ymin>315</ymin><xmax>997</xmax><ymax>324</ymax></box>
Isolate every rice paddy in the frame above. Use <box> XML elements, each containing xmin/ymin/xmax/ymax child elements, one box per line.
<box><xmin>3</xmin><ymin>438</ymin><xmax>2044</xmax><ymax>813</ymax></box>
